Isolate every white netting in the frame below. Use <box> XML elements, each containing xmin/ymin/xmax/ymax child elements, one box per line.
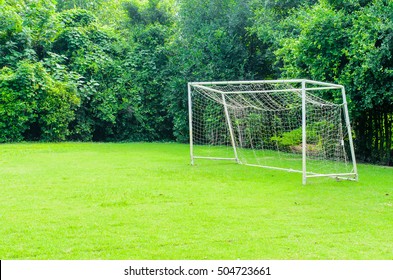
<box><xmin>189</xmin><ymin>80</ymin><xmax>357</xmax><ymax>181</ymax></box>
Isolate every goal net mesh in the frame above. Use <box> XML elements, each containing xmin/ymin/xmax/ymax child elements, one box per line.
<box><xmin>189</xmin><ymin>81</ymin><xmax>356</xmax><ymax>178</ymax></box>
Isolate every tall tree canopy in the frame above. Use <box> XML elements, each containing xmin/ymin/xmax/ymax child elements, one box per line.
<box><xmin>271</xmin><ymin>0</ymin><xmax>393</xmax><ymax>164</ymax></box>
<box><xmin>0</xmin><ymin>0</ymin><xmax>392</xmax><ymax>165</ymax></box>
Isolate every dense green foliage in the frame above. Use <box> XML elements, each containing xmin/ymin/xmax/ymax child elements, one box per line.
<box><xmin>1</xmin><ymin>0</ymin><xmax>392</xmax><ymax>164</ymax></box>
<box><xmin>271</xmin><ymin>0</ymin><xmax>393</xmax><ymax>164</ymax></box>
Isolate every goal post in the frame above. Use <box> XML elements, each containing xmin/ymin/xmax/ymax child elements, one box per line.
<box><xmin>188</xmin><ymin>79</ymin><xmax>358</xmax><ymax>184</ymax></box>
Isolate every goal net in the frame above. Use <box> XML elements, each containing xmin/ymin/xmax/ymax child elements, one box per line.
<box><xmin>188</xmin><ymin>79</ymin><xmax>358</xmax><ymax>184</ymax></box>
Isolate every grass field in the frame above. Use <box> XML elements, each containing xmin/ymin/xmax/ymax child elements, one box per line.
<box><xmin>1</xmin><ymin>142</ymin><xmax>392</xmax><ymax>260</ymax></box>
<box><xmin>194</xmin><ymin>144</ymin><xmax>355</xmax><ymax>177</ymax></box>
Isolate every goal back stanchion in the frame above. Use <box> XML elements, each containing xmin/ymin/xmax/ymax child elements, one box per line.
<box><xmin>188</xmin><ymin>82</ymin><xmax>194</xmax><ymax>166</ymax></box>
<box><xmin>341</xmin><ymin>86</ymin><xmax>358</xmax><ymax>182</ymax></box>
<box><xmin>221</xmin><ymin>93</ymin><xmax>240</xmax><ymax>163</ymax></box>
<box><xmin>188</xmin><ymin>79</ymin><xmax>358</xmax><ymax>184</ymax></box>
<box><xmin>301</xmin><ymin>80</ymin><xmax>307</xmax><ymax>185</ymax></box>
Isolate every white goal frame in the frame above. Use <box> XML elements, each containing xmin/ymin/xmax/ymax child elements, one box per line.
<box><xmin>188</xmin><ymin>79</ymin><xmax>358</xmax><ymax>185</ymax></box>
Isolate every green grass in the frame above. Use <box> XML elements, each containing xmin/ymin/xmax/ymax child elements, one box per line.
<box><xmin>1</xmin><ymin>142</ymin><xmax>392</xmax><ymax>259</ymax></box>
<box><xmin>195</xmin><ymin>144</ymin><xmax>354</xmax><ymax>175</ymax></box>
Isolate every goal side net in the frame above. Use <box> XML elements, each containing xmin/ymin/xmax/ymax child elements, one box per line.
<box><xmin>188</xmin><ymin>79</ymin><xmax>358</xmax><ymax>184</ymax></box>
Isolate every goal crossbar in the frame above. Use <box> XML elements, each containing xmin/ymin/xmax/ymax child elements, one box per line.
<box><xmin>190</xmin><ymin>79</ymin><xmax>343</xmax><ymax>88</ymax></box>
<box><xmin>193</xmin><ymin>84</ymin><xmax>341</xmax><ymax>95</ymax></box>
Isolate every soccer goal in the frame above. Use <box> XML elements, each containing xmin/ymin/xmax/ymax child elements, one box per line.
<box><xmin>188</xmin><ymin>79</ymin><xmax>358</xmax><ymax>184</ymax></box>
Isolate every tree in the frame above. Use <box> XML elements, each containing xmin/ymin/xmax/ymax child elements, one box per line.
<box><xmin>342</xmin><ymin>0</ymin><xmax>393</xmax><ymax>164</ymax></box>
<box><xmin>0</xmin><ymin>61</ymin><xmax>79</xmax><ymax>141</ymax></box>
<box><xmin>167</xmin><ymin>0</ymin><xmax>270</xmax><ymax>142</ymax></box>
<box><xmin>56</xmin><ymin>0</ymin><xmax>104</xmax><ymax>11</ymax></box>
<box><xmin>274</xmin><ymin>2</ymin><xmax>350</xmax><ymax>82</ymax></box>
<box><xmin>51</xmin><ymin>8</ymin><xmax>127</xmax><ymax>140</ymax></box>
<box><xmin>0</xmin><ymin>1</ymin><xmax>79</xmax><ymax>142</ymax></box>
<box><xmin>273</xmin><ymin>0</ymin><xmax>393</xmax><ymax>164</ymax></box>
<box><xmin>117</xmin><ymin>0</ymin><xmax>175</xmax><ymax>141</ymax></box>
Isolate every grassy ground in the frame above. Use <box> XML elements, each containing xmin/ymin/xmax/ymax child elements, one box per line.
<box><xmin>0</xmin><ymin>142</ymin><xmax>392</xmax><ymax>260</ymax></box>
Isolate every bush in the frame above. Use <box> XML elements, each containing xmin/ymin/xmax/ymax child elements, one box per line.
<box><xmin>0</xmin><ymin>61</ymin><xmax>79</xmax><ymax>142</ymax></box>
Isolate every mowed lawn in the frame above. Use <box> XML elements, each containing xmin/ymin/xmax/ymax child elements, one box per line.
<box><xmin>0</xmin><ymin>142</ymin><xmax>392</xmax><ymax>260</ymax></box>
